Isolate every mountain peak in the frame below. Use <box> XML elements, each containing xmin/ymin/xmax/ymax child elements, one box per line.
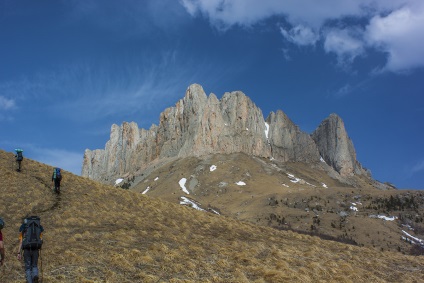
<box><xmin>82</xmin><ymin>84</ymin><xmax>372</xmax><ymax>186</ymax></box>
<box><xmin>311</xmin><ymin>113</ymin><xmax>364</xmax><ymax>177</ymax></box>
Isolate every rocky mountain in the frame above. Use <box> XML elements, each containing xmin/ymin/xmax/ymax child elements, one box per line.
<box><xmin>79</xmin><ymin>84</ymin><xmax>424</xmax><ymax>255</ymax></box>
<box><xmin>82</xmin><ymin>84</ymin><xmax>371</xmax><ymax>185</ymax></box>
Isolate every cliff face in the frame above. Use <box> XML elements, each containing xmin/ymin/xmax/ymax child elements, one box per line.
<box><xmin>311</xmin><ymin>114</ymin><xmax>368</xmax><ymax>177</ymax></box>
<box><xmin>82</xmin><ymin>84</ymin><xmax>365</xmax><ymax>182</ymax></box>
<box><xmin>266</xmin><ymin>110</ymin><xmax>320</xmax><ymax>163</ymax></box>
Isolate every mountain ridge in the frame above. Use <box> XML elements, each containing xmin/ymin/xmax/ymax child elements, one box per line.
<box><xmin>82</xmin><ymin>84</ymin><xmax>378</xmax><ymax>188</ymax></box>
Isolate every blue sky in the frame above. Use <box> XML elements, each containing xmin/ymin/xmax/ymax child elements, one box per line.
<box><xmin>1</xmin><ymin>0</ymin><xmax>423</xmax><ymax>189</ymax></box>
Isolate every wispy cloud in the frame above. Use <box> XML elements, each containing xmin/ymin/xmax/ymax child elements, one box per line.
<box><xmin>0</xmin><ymin>46</ymin><xmax>237</xmax><ymax>126</ymax></box>
<box><xmin>411</xmin><ymin>159</ymin><xmax>424</xmax><ymax>174</ymax></box>
<box><xmin>0</xmin><ymin>96</ymin><xmax>16</xmax><ymax>110</ymax></box>
<box><xmin>0</xmin><ymin>96</ymin><xmax>17</xmax><ymax>122</ymax></box>
<box><xmin>61</xmin><ymin>51</ymin><xmax>203</xmax><ymax>122</ymax></box>
<box><xmin>334</xmin><ymin>84</ymin><xmax>353</xmax><ymax>98</ymax></box>
<box><xmin>66</xmin><ymin>0</ymin><xmax>189</xmax><ymax>36</ymax></box>
<box><xmin>280</xmin><ymin>25</ymin><xmax>319</xmax><ymax>46</ymax></box>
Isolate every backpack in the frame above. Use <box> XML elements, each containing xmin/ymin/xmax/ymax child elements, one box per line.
<box><xmin>54</xmin><ymin>168</ymin><xmax>62</xmax><ymax>181</ymax></box>
<box><xmin>0</xmin><ymin>217</ymin><xmax>4</xmax><ymax>230</ymax></box>
<box><xmin>16</xmin><ymin>150</ymin><xmax>23</xmax><ymax>161</ymax></box>
<box><xmin>22</xmin><ymin>216</ymin><xmax>43</xmax><ymax>250</ymax></box>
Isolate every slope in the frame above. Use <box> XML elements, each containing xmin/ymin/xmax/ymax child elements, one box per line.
<box><xmin>1</xmin><ymin>149</ymin><xmax>423</xmax><ymax>283</ymax></box>
<box><xmin>132</xmin><ymin>153</ymin><xmax>424</xmax><ymax>254</ymax></box>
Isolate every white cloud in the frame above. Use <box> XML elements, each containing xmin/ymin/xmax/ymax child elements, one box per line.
<box><xmin>324</xmin><ymin>28</ymin><xmax>365</xmax><ymax>65</ymax></box>
<box><xmin>280</xmin><ymin>25</ymin><xmax>319</xmax><ymax>46</ymax></box>
<box><xmin>179</xmin><ymin>0</ymin><xmax>372</xmax><ymax>29</ymax></box>
<box><xmin>365</xmin><ymin>4</ymin><xmax>424</xmax><ymax>72</ymax></box>
<box><xmin>180</xmin><ymin>0</ymin><xmax>424</xmax><ymax>71</ymax></box>
<box><xmin>0</xmin><ymin>96</ymin><xmax>15</xmax><ymax>110</ymax></box>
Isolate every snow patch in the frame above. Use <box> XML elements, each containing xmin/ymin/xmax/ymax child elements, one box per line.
<box><xmin>402</xmin><ymin>230</ymin><xmax>424</xmax><ymax>246</ymax></box>
<box><xmin>179</xmin><ymin>178</ymin><xmax>189</xmax><ymax>194</ymax></box>
<box><xmin>142</xmin><ymin>187</ymin><xmax>150</xmax><ymax>194</ymax></box>
<box><xmin>115</xmin><ymin>178</ymin><xmax>124</xmax><ymax>186</ymax></box>
<box><xmin>264</xmin><ymin>122</ymin><xmax>269</xmax><ymax>139</ymax></box>
<box><xmin>378</xmin><ymin>215</ymin><xmax>396</xmax><ymax>221</ymax></box>
<box><xmin>209</xmin><ymin>208</ymin><xmax>220</xmax><ymax>215</ymax></box>
<box><xmin>210</xmin><ymin>165</ymin><xmax>217</xmax><ymax>172</ymax></box>
<box><xmin>322</xmin><ymin>183</ymin><xmax>328</xmax><ymax>188</ymax></box>
<box><xmin>180</xmin><ymin>197</ymin><xmax>205</xmax><ymax>211</ymax></box>
<box><xmin>236</xmin><ymin>181</ymin><xmax>246</xmax><ymax>186</ymax></box>
<box><xmin>287</xmin><ymin>173</ymin><xmax>301</xmax><ymax>183</ymax></box>
<box><xmin>287</xmin><ymin>173</ymin><xmax>315</xmax><ymax>187</ymax></box>
<box><xmin>402</xmin><ymin>224</ymin><xmax>414</xmax><ymax>230</ymax></box>
<box><xmin>370</xmin><ymin>214</ymin><xmax>397</xmax><ymax>221</ymax></box>
<box><xmin>154</xmin><ymin>177</ymin><xmax>159</xmax><ymax>181</ymax></box>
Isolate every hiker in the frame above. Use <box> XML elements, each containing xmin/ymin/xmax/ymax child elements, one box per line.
<box><xmin>52</xmin><ymin>167</ymin><xmax>62</xmax><ymax>193</ymax></box>
<box><xmin>14</xmin><ymin>148</ymin><xmax>24</xmax><ymax>171</ymax></box>
<box><xmin>17</xmin><ymin>216</ymin><xmax>44</xmax><ymax>283</ymax></box>
<box><xmin>0</xmin><ymin>217</ymin><xmax>4</xmax><ymax>266</ymax></box>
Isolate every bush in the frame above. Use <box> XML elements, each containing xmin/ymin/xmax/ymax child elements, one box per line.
<box><xmin>409</xmin><ymin>245</ymin><xmax>424</xmax><ymax>256</ymax></box>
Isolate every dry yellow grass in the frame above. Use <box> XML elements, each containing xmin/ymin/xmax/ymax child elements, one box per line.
<box><xmin>132</xmin><ymin>153</ymin><xmax>424</xmax><ymax>254</ymax></box>
<box><xmin>0</xmin><ymin>149</ymin><xmax>423</xmax><ymax>282</ymax></box>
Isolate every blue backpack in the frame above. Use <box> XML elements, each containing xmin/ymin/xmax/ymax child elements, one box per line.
<box><xmin>0</xmin><ymin>217</ymin><xmax>4</xmax><ymax>230</ymax></box>
<box><xmin>54</xmin><ymin>168</ymin><xmax>62</xmax><ymax>181</ymax></box>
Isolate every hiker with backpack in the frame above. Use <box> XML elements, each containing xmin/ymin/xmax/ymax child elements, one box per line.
<box><xmin>52</xmin><ymin>167</ymin><xmax>62</xmax><ymax>193</ymax></box>
<box><xmin>0</xmin><ymin>217</ymin><xmax>5</xmax><ymax>267</ymax></box>
<box><xmin>17</xmin><ymin>216</ymin><xmax>44</xmax><ymax>283</ymax></box>
<box><xmin>14</xmin><ymin>148</ymin><xmax>24</xmax><ymax>171</ymax></box>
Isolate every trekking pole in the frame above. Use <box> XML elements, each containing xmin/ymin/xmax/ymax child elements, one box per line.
<box><xmin>40</xmin><ymin>248</ymin><xmax>43</xmax><ymax>283</ymax></box>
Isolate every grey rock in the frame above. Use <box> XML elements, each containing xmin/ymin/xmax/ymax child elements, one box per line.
<box><xmin>267</xmin><ymin>110</ymin><xmax>320</xmax><ymax>162</ymax></box>
<box><xmin>339</xmin><ymin>211</ymin><xmax>349</xmax><ymax>217</ymax></box>
<box><xmin>82</xmin><ymin>84</ymin><xmax>369</xmax><ymax>185</ymax></box>
<box><xmin>218</xmin><ymin>182</ymin><xmax>228</xmax><ymax>188</ymax></box>
<box><xmin>311</xmin><ymin>114</ymin><xmax>363</xmax><ymax>177</ymax></box>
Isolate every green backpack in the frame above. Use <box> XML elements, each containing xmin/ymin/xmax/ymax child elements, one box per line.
<box><xmin>53</xmin><ymin>168</ymin><xmax>62</xmax><ymax>181</ymax></box>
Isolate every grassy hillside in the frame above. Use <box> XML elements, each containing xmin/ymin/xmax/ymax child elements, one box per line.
<box><xmin>1</xmin><ymin>149</ymin><xmax>423</xmax><ymax>282</ymax></box>
<box><xmin>132</xmin><ymin>153</ymin><xmax>424</xmax><ymax>255</ymax></box>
